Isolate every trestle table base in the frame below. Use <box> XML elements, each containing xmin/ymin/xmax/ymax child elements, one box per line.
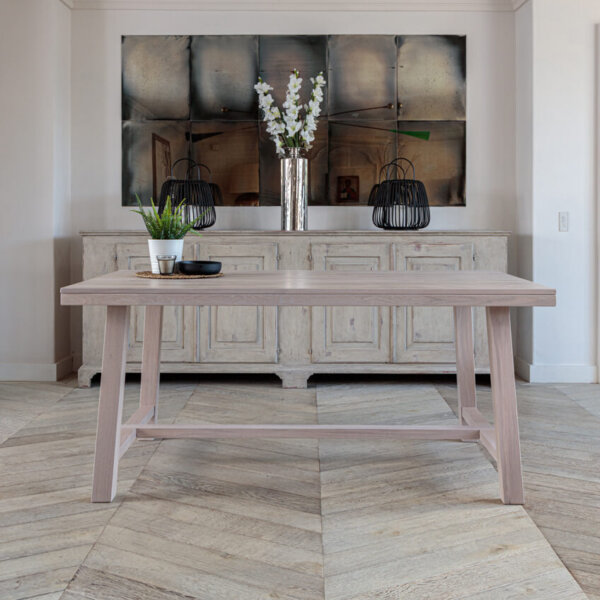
<box><xmin>91</xmin><ymin>302</ymin><xmax>523</xmax><ymax>505</ymax></box>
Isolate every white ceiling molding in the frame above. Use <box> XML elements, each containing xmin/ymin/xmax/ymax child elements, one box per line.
<box><xmin>69</xmin><ymin>0</ymin><xmax>520</xmax><ymax>11</ymax></box>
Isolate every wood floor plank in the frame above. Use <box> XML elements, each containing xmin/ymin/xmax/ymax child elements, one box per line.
<box><xmin>0</xmin><ymin>379</ymin><xmax>76</xmax><ymax>444</ymax></box>
<box><xmin>60</xmin><ymin>565</ymin><xmax>197</xmax><ymax>600</ymax></box>
<box><xmin>84</xmin><ymin>544</ymin><xmax>311</xmax><ymax>600</ymax></box>
<box><xmin>120</xmin><ymin>493</ymin><xmax>323</xmax><ymax>552</ymax></box>
<box><xmin>96</xmin><ymin>524</ymin><xmax>323</xmax><ymax>594</ymax></box>
<box><xmin>109</xmin><ymin>504</ymin><xmax>323</xmax><ymax>575</ymax></box>
<box><xmin>0</xmin><ymin>567</ymin><xmax>78</xmax><ymax>600</ymax></box>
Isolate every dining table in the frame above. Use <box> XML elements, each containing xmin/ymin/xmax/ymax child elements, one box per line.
<box><xmin>61</xmin><ymin>269</ymin><xmax>556</xmax><ymax>505</ymax></box>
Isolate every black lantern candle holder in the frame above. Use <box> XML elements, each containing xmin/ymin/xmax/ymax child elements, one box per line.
<box><xmin>371</xmin><ymin>158</ymin><xmax>430</xmax><ymax>230</ymax></box>
<box><xmin>158</xmin><ymin>158</ymin><xmax>217</xmax><ymax>230</ymax></box>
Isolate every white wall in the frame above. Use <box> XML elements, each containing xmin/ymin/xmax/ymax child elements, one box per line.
<box><xmin>2</xmin><ymin>1</ymin><xmax>596</xmax><ymax>383</ymax></box>
<box><xmin>515</xmin><ymin>0</ymin><xmax>600</xmax><ymax>383</ymax></box>
<box><xmin>70</xmin><ymin>9</ymin><xmax>516</xmax><ymax>237</ymax></box>
<box><xmin>3</xmin><ymin>1</ymin><xmax>596</xmax><ymax>383</ymax></box>
<box><xmin>69</xmin><ymin>8</ymin><xmax>517</xmax><ymax>365</ymax></box>
<box><xmin>0</xmin><ymin>0</ymin><xmax>72</xmax><ymax>381</ymax></box>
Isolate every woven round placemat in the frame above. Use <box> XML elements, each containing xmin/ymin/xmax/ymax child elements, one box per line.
<box><xmin>135</xmin><ymin>271</ymin><xmax>224</xmax><ymax>280</ymax></box>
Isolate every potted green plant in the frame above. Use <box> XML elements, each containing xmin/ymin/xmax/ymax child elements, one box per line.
<box><xmin>132</xmin><ymin>196</ymin><xmax>201</xmax><ymax>274</ymax></box>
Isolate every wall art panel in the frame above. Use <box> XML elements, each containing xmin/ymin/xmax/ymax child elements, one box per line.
<box><xmin>122</xmin><ymin>120</ymin><xmax>191</xmax><ymax>205</ymax></box>
<box><xmin>259</xmin><ymin>35</ymin><xmax>327</xmax><ymax>109</ymax></box>
<box><xmin>190</xmin><ymin>36</ymin><xmax>259</xmax><ymax>121</ymax></box>
<box><xmin>122</xmin><ymin>34</ymin><xmax>466</xmax><ymax>207</ymax></box>
<box><xmin>397</xmin><ymin>35</ymin><xmax>466</xmax><ymax>121</ymax></box>
<box><xmin>122</xmin><ymin>36</ymin><xmax>190</xmax><ymax>121</ymax></box>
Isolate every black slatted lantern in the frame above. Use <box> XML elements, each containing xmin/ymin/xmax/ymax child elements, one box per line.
<box><xmin>372</xmin><ymin>158</ymin><xmax>430</xmax><ymax>230</ymax></box>
<box><xmin>158</xmin><ymin>158</ymin><xmax>217</xmax><ymax>230</ymax></box>
<box><xmin>367</xmin><ymin>184</ymin><xmax>379</xmax><ymax>206</ymax></box>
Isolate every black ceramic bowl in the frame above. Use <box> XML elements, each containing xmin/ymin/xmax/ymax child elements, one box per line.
<box><xmin>177</xmin><ymin>260</ymin><xmax>222</xmax><ymax>276</ymax></box>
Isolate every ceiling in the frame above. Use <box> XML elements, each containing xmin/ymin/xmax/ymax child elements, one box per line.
<box><xmin>62</xmin><ymin>0</ymin><xmax>529</xmax><ymax>11</ymax></box>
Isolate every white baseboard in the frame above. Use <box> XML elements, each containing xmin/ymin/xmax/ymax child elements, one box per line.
<box><xmin>515</xmin><ymin>357</ymin><xmax>598</xmax><ymax>383</ymax></box>
<box><xmin>0</xmin><ymin>356</ymin><xmax>74</xmax><ymax>382</ymax></box>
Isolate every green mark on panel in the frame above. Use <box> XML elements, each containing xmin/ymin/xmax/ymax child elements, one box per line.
<box><xmin>394</xmin><ymin>130</ymin><xmax>431</xmax><ymax>141</ymax></box>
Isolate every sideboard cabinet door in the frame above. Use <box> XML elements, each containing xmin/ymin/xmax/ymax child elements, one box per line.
<box><xmin>393</xmin><ymin>242</ymin><xmax>474</xmax><ymax>363</ymax></box>
<box><xmin>194</xmin><ymin>243</ymin><xmax>278</xmax><ymax>363</ymax></box>
<box><xmin>311</xmin><ymin>243</ymin><xmax>391</xmax><ymax>363</ymax></box>
<box><xmin>116</xmin><ymin>244</ymin><xmax>194</xmax><ymax>363</ymax></box>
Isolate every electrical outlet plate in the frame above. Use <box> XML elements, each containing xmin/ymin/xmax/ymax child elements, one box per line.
<box><xmin>559</xmin><ymin>212</ymin><xmax>569</xmax><ymax>232</ymax></box>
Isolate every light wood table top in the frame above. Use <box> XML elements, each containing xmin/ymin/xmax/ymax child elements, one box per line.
<box><xmin>61</xmin><ymin>269</ymin><xmax>556</xmax><ymax>307</ymax></box>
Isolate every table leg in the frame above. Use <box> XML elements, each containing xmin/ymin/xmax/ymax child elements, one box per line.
<box><xmin>92</xmin><ymin>305</ymin><xmax>130</xmax><ymax>503</ymax></box>
<box><xmin>140</xmin><ymin>306</ymin><xmax>163</xmax><ymax>422</ymax></box>
<box><xmin>486</xmin><ymin>306</ymin><xmax>524</xmax><ymax>505</ymax></box>
<box><xmin>454</xmin><ymin>306</ymin><xmax>477</xmax><ymax>424</ymax></box>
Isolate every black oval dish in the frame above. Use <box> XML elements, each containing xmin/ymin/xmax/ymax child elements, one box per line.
<box><xmin>177</xmin><ymin>260</ymin><xmax>222</xmax><ymax>276</ymax></box>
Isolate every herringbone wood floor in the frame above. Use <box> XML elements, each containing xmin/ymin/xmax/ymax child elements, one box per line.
<box><xmin>0</xmin><ymin>376</ymin><xmax>597</xmax><ymax>599</ymax></box>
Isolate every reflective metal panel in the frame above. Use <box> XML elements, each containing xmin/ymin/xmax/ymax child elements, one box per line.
<box><xmin>122</xmin><ymin>121</ymin><xmax>191</xmax><ymax>206</ymax></box>
<box><xmin>397</xmin><ymin>35</ymin><xmax>466</xmax><ymax>121</ymax></box>
<box><xmin>259</xmin><ymin>35</ymin><xmax>327</xmax><ymax>108</ymax></box>
<box><xmin>397</xmin><ymin>121</ymin><xmax>466</xmax><ymax>206</ymax></box>
<box><xmin>122</xmin><ymin>36</ymin><xmax>190</xmax><ymax>121</ymax></box>
<box><xmin>121</xmin><ymin>34</ymin><xmax>467</xmax><ymax>207</ymax></box>
<box><xmin>328</xmin><ymin>121</ymin><xmax>397</xmax><ymax>205</ymax></box>
<box><xmin>328</xmin><ymin>35</ymin><xmax>397</xmax><ymax>121</ymax></box>
<box><xmin>191</xmin><ymin>121</ymin><xmax>259</xmax><ymax>206</ymax></box>
<box><xmin>190</xmin><ymin>36</ymin><xmax>258</xmax><ymax>121</ymax></box>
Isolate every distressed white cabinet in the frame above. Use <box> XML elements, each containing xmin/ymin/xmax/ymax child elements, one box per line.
<box><xmin>80</xmin><ymin>230</ymin><xmax>508</xmax><ymax>388</ymax></box>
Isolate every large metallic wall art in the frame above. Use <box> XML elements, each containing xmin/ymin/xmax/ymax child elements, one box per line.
<box><xmin>122</xmin><ymin>35</ymin><xmax>466</xmax><ymax>207</ymax></box>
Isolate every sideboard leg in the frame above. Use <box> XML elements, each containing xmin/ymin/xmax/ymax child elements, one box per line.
<box><xmin>486</xmin><ymin>306</ymin><xmax>524</xmax><ymax>505</ymax></box>
<box><xmin>77</xmin><ymin>366</ymin><xmax>96</xmax><ymax>388</ymax></box>
<box><xmin>92</xmin><ymin>305</ymin><xmax>130</xmax><ymax>503</ymax></box>
<box><xmin>140</xmin><ymin>306</ymin><xmax>163</xmax><ymax>423</ymax></box>
<box><xmin>454</xmin><ymin>306</ymin><xmax>477</xmax><ymax>425</ymax></box>
<box><xmin>277</xmin><ymin>371</ymin><xmax>311</xmax><ymax>389</ymax></box>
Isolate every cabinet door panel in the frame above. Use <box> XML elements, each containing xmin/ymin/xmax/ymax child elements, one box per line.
<box><xmin>311</xmin><ymin>244</ymin><xmax>390</xmax><ymax>363</ymax></box>
<box><xmin>194</xmin><ymin>243</ymin><xmax>278</xmax><ymax>363</ymax></box>
<box><xmin>116</xmin><ymin>244</ymin><xmax>194</xmax><ymax>362</ymax></box>
<box><xmin>394</xmin><ymin>243</ymin><xmax>474</xmax><ymax>363</ymax></box>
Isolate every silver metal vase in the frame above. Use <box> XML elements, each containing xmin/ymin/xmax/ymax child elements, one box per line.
<box><xmin>280</xmin><ymin>147</ymin><xmax>308</xmax><ymax>231</ymax></box>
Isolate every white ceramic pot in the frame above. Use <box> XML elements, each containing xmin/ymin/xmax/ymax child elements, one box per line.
<box><xmin>148</xmin><ymin>239</ymin><xmax>184</xmax><ymax>274</ymax></box>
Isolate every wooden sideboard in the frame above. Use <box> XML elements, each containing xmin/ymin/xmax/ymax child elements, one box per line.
<box><xmin>80</xmin><ymin>230</ymin><xmax>508</xmax><ymax>387</ymax></box>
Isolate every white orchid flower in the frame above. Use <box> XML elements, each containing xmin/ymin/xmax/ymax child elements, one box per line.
<box><xmin>286</xmin><ymin>121</ymin><xmax>302</xmax><ymax>136</ymax></box>
<box><xmin>254</xmin><ymin>80</ymin><xmax>273</xmax><ymax>94</ymax></box>
<box><xmin>254</xmin><ymin>69</ymin><xmax>326</xmax><ymax>155</ymax></box>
